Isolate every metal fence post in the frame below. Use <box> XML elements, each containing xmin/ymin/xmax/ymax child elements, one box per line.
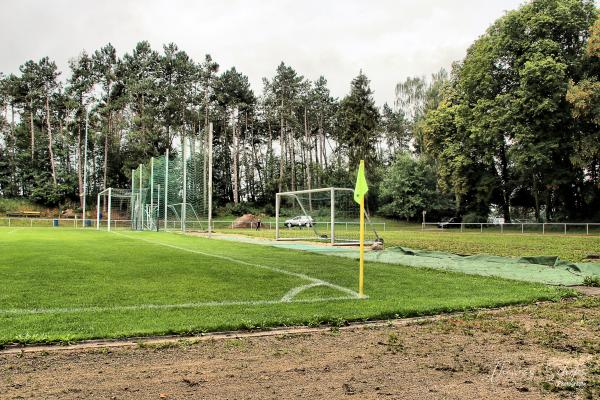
<box><xmin>543</xmin><ymin>223</ymin><xmax>545</xmax><ymax>235</ymax></box>
<box><xmin>275</xmin><ymin>194</ymin><xmax>281</xmax><ymax>240</ymax></box>
<box><xmin>564</xmin><ymin>224</ymin><xmax>567</xmax><ymax>235</ymax></box>
<box><xmin>164</xmin><ymin>149</ymin><xmax>169</xmax><ymax>231</ymax></box>
<box><xmin>96</xmin><ymin>193</ymin><xmax>101</xmax><ymax>230</ymax></box>
<box><xmin>107</xmin><ymin>188</ymin><xmax>112</xmax><ymax>232</ymax></box>
<box><xmin>207</xmin><ymin>123</ymin><xmax>213</xmax><ymax>238</ymax></box>
<box><xmin>480</xmin><ymin>223</ymin><xmax>483</xmax><ymax>233</ymax></box>
<box><xmin>139</xmin><ymin>164</ymin><xmax>143</xmax><ymax>231</ymax></box>
<box><xmin>587</xmin><ymin>224</ymin><xmax>589</xmax><ymax>235</ymax></box>
<box><xmin>330</xmin><ymin>187</ymin><xmax>335</xmax><ymax>244</ymax></box>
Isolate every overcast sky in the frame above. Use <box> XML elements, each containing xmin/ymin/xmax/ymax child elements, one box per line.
<box><xmin>0</xmin><ymin>0</ymin><xmax>525</xmax><ymax>105</ymax></box>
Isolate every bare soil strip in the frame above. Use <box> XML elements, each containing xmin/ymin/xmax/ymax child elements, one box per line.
<box><xmin>2</xmin><ymin>296</ymin><xmax>599</xmax><ymax>399</ymax></box>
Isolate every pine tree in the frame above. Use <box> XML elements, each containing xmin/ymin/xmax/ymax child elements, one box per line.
<box><xmin>337</xmin><ymin>71</ymin><xmax>380</xmax><ymax>169</ymax></box>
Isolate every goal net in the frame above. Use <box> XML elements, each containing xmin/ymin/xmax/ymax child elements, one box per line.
<box><xmin>129</xmin><ymin>134</ymin><xmax>210</xmax><ymax>232</ymax></box>
<box><xmin>98</xmin><ymin>127</ymin><xmax>212</xmax><ymax>232</ymax></box>
<box><xmin>96</xmin><ymin>188</ymin><xmax>136</xmax><ymax>231</ymax></box>
<box><xmin>275</xmin><ymin>187</ymin><xmax>382</xmax><ymax>245</ymax></box>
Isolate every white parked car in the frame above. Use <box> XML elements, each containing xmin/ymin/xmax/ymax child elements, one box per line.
<box><xmin>284</xmin><ymin>215</ymin><xmax>314</xmax><ymax>228</ymax></box>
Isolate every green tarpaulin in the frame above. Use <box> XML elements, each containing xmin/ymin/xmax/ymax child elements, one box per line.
<box><xmin>204</xmin><ymin>234</ymin><xmax>600</xmax><ymax>286</ymax></box>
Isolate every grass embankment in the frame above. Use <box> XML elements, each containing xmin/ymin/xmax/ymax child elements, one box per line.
<box><xmin>0</xmin><ymin>198</ymin><xmax>45</xmax><ymax>215</ymax></box>
<box><xmin>0</xmin><ymin>227</ymin><xmax>570</xmax><ymax>345</ymax></box>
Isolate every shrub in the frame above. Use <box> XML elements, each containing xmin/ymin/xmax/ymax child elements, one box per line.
<box><xmin>378</xmin><ymin>152</ymin><xmax>454</xmax><ymax>221</ymax></box>
<box><xmin>583</xmin><ymin>276</ymin><xmax>600</xmax><ymax>287</ymax></box>
<box><xmin>0</xmin><ymin>198</ymin><xmax>43</xmax><ymax>214</ymax></box>
<box><xmin>462</xmin><ymin>212</ymin><xmax>487</xmax><ymax>224</ymax></box>
<box><xmin>263</xmin><ymin>203</ymin><xmax>275</xmax><ymax>216</ymax></box>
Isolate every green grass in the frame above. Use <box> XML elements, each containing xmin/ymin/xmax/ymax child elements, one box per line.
<box><xmin>217</xmin><ymin>226</ymin><xmax>600</xmax><ymax>262</ymax></box>
<box><xmin>0</xmin><ymin>227</ymin><xmax>572</xmax><ymax>345</ymax></box>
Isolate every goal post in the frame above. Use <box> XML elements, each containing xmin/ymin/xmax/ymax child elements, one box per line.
<box><xmin>97</xmin><ymin>188</ymin><xmax>136</xmax><ymax>231</ymax></box>
<box><xmin>275</xmin><ymin>187</ymin><xmax>382</xmax><ymax>245</ymax></box>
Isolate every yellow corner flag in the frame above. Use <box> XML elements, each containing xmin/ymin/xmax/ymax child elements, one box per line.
<box><xmin>354</xmin><ymin>160</ymin><xmax>369</xmax><ymax>204</ymax></box>
<box><xmin>354</xmin><ymin>160</ymin><xmax>368</xmax><ymax>298</ymax></box>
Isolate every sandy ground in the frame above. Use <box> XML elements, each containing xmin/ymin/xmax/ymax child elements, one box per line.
<box><xmin>1</xmin><ymin>297</ymin><xmax>599</xmax><ymax>400</ymax></box>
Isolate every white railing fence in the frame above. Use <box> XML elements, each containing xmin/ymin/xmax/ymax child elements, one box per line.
<box><xmin>0</xmin><ymin>217</ymin><xmax>387</xmax><ymax>233</ymax></box>
<box><xmin>163</xmin><ymin>220</ymin><xmax>387</xmax><ymax>232</ymax></box>
<box><xmin>0</xmin><ymin>217</ymin><xmax>132</xmax><ymax>230</ymax></box>
<box><xmin>422</xmin><ymin>222</ymin><xmax>600</xmax><ymax>235</ymax></box>
<box><xmin>3</xmin><ymin>217</ymin><xmax>598</xmax><ymax>236</ymax></box>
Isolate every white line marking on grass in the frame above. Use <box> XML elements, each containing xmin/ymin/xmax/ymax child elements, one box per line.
<box><xmin>114</xmin><ymin>231</ymin><xmax>361</xmax><ymax>299</ymax></box>
<box><xmin>0</xmin><ymin>296</ymin><xmax>359</xmax><ymax>316</ymax></box>
<box><xmin>281</xmin><ymin>282</ymin><xmax>325</xmax><ymax>302</ymax></box>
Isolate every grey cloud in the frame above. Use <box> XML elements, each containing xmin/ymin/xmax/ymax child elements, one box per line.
<box><xmin>0</xmin><ymin>0</ymin><xmax>523</xmax><ymax>105</ymax></box>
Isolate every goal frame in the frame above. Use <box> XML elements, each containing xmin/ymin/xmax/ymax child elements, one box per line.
<box><xmin>97</xmin><ymin>188</ymin><xmax>113</xmax><ymax>231</ymax></box>
<box><xmin>275</xmin><ymin>187</ymin><xmax>383</xmax><ymax>245</ymax></box>
<box><xmin>97</xmin><ymin>187</ymin><xmax>140</xmax><ymax>231</ymax></box>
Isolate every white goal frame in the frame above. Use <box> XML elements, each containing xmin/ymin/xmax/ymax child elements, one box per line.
<box><xmin>97</xmin><ymin>188</ymin><xmax>113</xmax><ymax>231</ymax></box>
<box><xmin>275</xmin><ymin>187</ymin><xmax>381</xmax><ymax>245</ymax></box>
<box><xmin>97</xmin><ymin>187</ymin><xmax>137</xmax><ymax>231</ymax></box>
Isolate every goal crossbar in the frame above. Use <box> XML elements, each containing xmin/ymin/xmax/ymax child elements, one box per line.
<box><xmin>277</xmin><ymin>187</ymin><xmax>353</xmax><ymax>196</ymax></box>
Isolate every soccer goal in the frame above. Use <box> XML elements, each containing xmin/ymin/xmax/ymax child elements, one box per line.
<box><xmin>96</xmin><ymin>188</ymin><xmax>137</xmax><ymax>231</ymax></box>
<box><xmin>275</xmin><ymin>187</ymin><xmax>382</xmax><ymax>245</ymax></box>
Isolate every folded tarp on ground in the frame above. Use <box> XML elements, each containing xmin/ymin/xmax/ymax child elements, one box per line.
<box><xmin>209</xmin><ymin>234</ymin><xmax>600</xmax><ymax>286</ymax></box>
<box><xmin>272</xmin><ymin>243</ymin><xmax>600</xmax><ymax>285</ymax></box>
<box><xmin>360</xmin><ymin>247</ymin><xmax>600</xmax><ymax>286</ymax></box>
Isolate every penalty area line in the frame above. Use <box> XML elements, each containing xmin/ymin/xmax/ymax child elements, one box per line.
<box><xmin>0</xmin><ymin>296</ymin><xmax>361</xmax><ymax>316</ymax></box>
<box><xmin>113</xmin><ymin>231</ymin><xmax>361</xmax><ymax>299</ymax></box>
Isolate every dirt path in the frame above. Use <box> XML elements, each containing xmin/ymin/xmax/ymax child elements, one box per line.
<box><xmin>1</xmin><ymin>297</ymin><xmax>599</xmax><ymax>400</ymax></box>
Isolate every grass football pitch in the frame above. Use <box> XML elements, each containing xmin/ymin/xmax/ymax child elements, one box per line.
<box><xmin>0</xmin><ymin>227</ymin><xmax>572</xmax><ymax>345</ymax></box>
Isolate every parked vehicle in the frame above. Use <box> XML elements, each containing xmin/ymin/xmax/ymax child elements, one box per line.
<box><xmin>437</xmin><ymin>217</ymin><xmax>461</xmax><ymax>229</ymax></box>
<box><xmin>284</xmin><ymin>215</ymin><xmax>314</xmax><ymax>228</ymax></box>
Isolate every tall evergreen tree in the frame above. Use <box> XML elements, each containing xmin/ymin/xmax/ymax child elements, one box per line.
<box><xmin>337</xmin><ymin>71</ymin><xmax>380</xmax><ymax>169</ymax></box>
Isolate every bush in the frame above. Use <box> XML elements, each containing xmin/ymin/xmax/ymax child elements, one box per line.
<box><xmin>0</xmin><ymin>198</ymin><xmax>43</xmax><ymax>214</ymax></box>
<box><xmin>378</xmin><ymin>153</ymin><xmax>454</xmax><ymax>221</ymax></box>
<box><xmin>223</xmin><ymin>202</ymin><xmax>254</xmax><ymax>217</ymax></box>
<box><xmin>462</xmin><ymin>212</ymin><xmax>487</xmax><ymax>224</ymax></box>
<box><xmin>263</xmin><ymin>203</ymin><xmax>275</xmax><ymax>216</ymax></box>
<box><xmin>583</xmin><ymin>276</ymin><xmax>600</xmax><ymax>287</ymax></box>
<box><xmin>30</xmin><ymin>182</ymin><xmax>74</xmax><ymax>207</ymax></box>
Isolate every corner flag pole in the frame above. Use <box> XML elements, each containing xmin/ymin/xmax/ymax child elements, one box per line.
<box><xmin>359</xmin><ymin>193</ymin><xmax>365</xmax><ymax>297</ymax></box>
<box><xmin>354</xmin><ymin>159</ymin><xmax>368</xmax><ymax>298</ymax></box>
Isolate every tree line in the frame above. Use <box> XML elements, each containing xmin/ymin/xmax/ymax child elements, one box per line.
<box><xmin>0</xmin><ymin>41</ymin><xmax>405</xmax><ymax>213</ymax></box>
<box><xmin>0</xmin><ymin>0</ymin><xmax>598</xmax><ymax>222</ymax></box>
<box><xmin>420</xmin><ymin>0</ymin><xmax>600</xmax><ymax>222</ymax></box>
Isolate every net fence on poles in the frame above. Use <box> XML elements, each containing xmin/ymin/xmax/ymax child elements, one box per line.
<box><xmin>130</xmin><ymin>136</ymin><xmax>209</xmax><ymax>232</ymax></box>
